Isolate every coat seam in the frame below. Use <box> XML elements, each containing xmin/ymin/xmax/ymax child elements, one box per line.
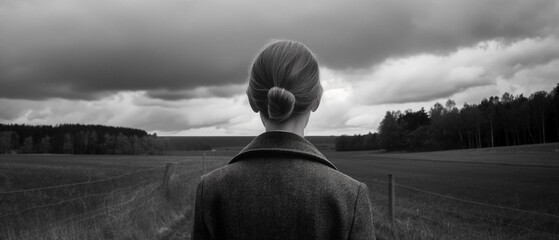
<box><xmin>347</xmin><ymin>183</ymin><xmax>363</xmax><ymax>239</ymax></box>
<box><xmin>228</xmin><ymin>131</ymin><xmax>337</xmax><ymax>170</ymax></box>
<box><xmin>230</xmin><ymin>148</ymin><xmax>338</xmax><ymax>170</ymax></box>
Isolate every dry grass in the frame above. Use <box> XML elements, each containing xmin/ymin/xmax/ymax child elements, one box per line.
<box><xmin>325</xmin><ymin>143</ymin><xmax>559</xmax><ymax>240</ymax></box>
<box><xmin>0</xmin><ymin>155</ymin><xmax>227</xmax><ymax>240</ymax></box>
<box><xmin>2</xmin><ymin>144</ymin><xmax>558</xmax><ymax>240</ymax></box>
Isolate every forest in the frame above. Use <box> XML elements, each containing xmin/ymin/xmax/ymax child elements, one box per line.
<box><xmin>2</xmin><ymin>84</ymin><xmax>558</xmax><ymax>154</ymax></box>
<box><xmin>335</xmin><ymin>83</ymin><xmax>559</xmax><ymax>151</ymax></box>
<box><xmin>0</xmin><ymin>124</ymin><xmax>211</xmax><ymax>155</ymax></box>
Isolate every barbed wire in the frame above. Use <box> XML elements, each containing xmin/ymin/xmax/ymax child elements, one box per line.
<box><xmin>9</xmin><ymin>161</ymin><xmax>557</xmax><ymax>238</ymax></box>
<box><xmin>357</xmin><ymin>175</ymin><xmax>559</xmax><ymax>238</ymax></box>
<box><xmin>0</xmin><ymin>165</ymin><xmax>165</xmax><ymax>195</ymax></box>
<box><xmin>1</xmin><ymin>160</ymin><xmax>213</xmax><ymax>240</ymax></box>
<box><xmin>354</xmin><ymin>176</ymin><xmax>559</xmax><ymax>220</ymax></box>
<box><xmin>393</xmin><ymin>182</ymin><xmax>559</xmax><ymax>220</ymax></box>
<box><xmin>28</xmin><ymin>183</ymin><xmax>160</xmax><ymax>237</ymax></box>
<box><xmin>0</xmin><ymin>179</ymin><xmax>156</xmax><ymax>218</ymax></box>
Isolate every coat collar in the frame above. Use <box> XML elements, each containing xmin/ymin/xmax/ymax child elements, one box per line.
<box><xmin>229</xmin><ymin>131</ymin><xmax>337</xmax><ymax>170</ymax></box>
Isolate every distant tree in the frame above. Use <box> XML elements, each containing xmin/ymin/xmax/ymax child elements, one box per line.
<box><xmin>479</xmin><ymin>97</ymin><xmax>498</xmax><ymax>147</ymax></box>
<box><xmin>427</xmin><ymin>102</ymin><xmax>443</xmax><ymax>149</ymax></box>
<box><xmin>0</xmin><ymin>123</ymin><xmax>161</xmax><ymax>155</ymax></box>
<box><xmin>75</xmin><ymin>131</ymin><xmax>85</xmax><ymax>154</ymax></box>
<box><xmin>103</xmin><ymin>133</ymin><xmax>115</xmax><ymax>154</ymax></box>
<box><xmin>397</xmin><ymin>108</ymin><xmax>430</xmax><ymax>150</ymax></box>
<box><xmin>514</xmin><ymin>95</ymin><xmax>533</xmax><ymax>144</ymax></box>
<box><xmin>10</xmin><ymin>132</ymin><xmax>19</xmax><ymax>152</ymax></box>
<box><xmin>88</xmin><ymin>131</ymin><xmax>98</xmax><ymax>154</ymax></box>
<box><xmin>373</xmin><ymin>84</ymin><xmax>559</xmax><ymax>152</ymax></box>
<box><xmin>21</xmin><ymin>137</ymin><xmax>34</xmax><ymax>153</ymax></box>
<box><xmin>84</xmin><ymin>131</ymin><xmax>91</xmax><ymax>154</ymax></box>
<box><xmin>378</xmin><ymin>111</ymin><xmax>402</xmax><ymax>151</ymax></box>
<box><xmin>446</xmin><ymin>105</ymin><xmax>464</xmax><ymax>147</ymax></box>
<box><xmin>115</xmin><ymin>133</ymin><xmax>132</xmax><ymax>154</ymax></box>
<box><xmin>429</xmin><ymin>102</ymin><xmax>445</xmax><ymax>122</ymax></box>
<box><xmin>551</xmin><ymin>84</ymin><xmax>559</xmax><ymax>142</ymax></box>
<box><xmin>529</xmin><ymin>91</ymin><xmax>548</xmax><ymax>143</ymax></box>
<box><xmin>334</xmin><ymin>133</ymin><xmax>380</xmax><ymax>151</ymax></box>
<box><xmin>131</xmin><ymin>135</ymin><xmax>142</xmax><ymax>155</ymax></box>
<box><xmin>63</xmin><ymin>133</ymin><xmax>73</xmax><ymax>154</ymax></box>
<box><xmin>362</xmin><ymin>132</ymin><xmax>379</xmax><ymax>150</ymax></box>
<box><xmin>38</xmin><ymin>136</ymin><xmax>51</xmax><ymax>153</ymax></box>
<box><xmin>400</xmin><ymin>108</ymin><xmax>430</xmax><ymax>133</ymax></box>
<box><xmin>140</xmin><ymin>136</ymin><xmax>152</xmax><ymax>154</ymax></box>
<box><xmin>444</xmin><ymin>99</ymin><xmax>456</xmax><ymax>113</ymax></box>
<box><xmin>499</xmin><ymin>93</ymin><xmax>515</xmax><ymax>146</ymax></box>
<box><xmin>0</xmin><ymin>131</ymin><xmax>11</xmax><ymax>153</ymax></box>
<box><xmin>407</xmin><ymin>126</ymin><xmax>430</xmax><ymax>150</ymax></box>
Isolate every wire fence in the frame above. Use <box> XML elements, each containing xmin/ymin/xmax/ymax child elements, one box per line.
<box><xmin>0</xmin><ymin>166</ymin><xmax>165</xmax><ymax>195</ymax></box>
<box><xmin>0</xmin><ymin>179</ymin><xmax>152</xmax><ymax>219</ymax></box>
<box><xmin>28</xmin><ymin>183</ymin><xmax>161</xmax><ymax>237</ymax></box>
<box><xmin>357</xmin><ymin>176</ymin><xmax>559</xmax><ymax>219</ymax></box>
<box><xmin>355</xmin><ymin>175</ymin><xmax>559</xmax><ymax>239</ymax></box>
<box><xmin>3</xmin><ymin>155</ymin><xmax>556</xmax><ymax>239</ymax></box>
<box><xmin>0</xmin><ymin>155</ymin><xmax>225</xmax><ymax>240</ymax></box>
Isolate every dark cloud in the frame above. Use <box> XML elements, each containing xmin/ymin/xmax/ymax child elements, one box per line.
<box><xmin>145</xmin><ymin>84</ymin><xmax>246</xmax><ymax>101</ymax></box>
<box><xmin>1</xmin><ymin>0</ymin><xmax>557</xmax><ymax>100</ymax></box>
<box><xmin>352</xmin><ymin>37</ymin><xmax>559</xmax><ymax>105</ymax></box>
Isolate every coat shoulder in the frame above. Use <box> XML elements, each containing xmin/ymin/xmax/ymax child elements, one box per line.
<box><xmin>201</xmin><ymin>158</ymin><xmax>364</xmax><ymax>198</ymax></box>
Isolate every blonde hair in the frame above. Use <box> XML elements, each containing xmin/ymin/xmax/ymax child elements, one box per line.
<box><xmin>247</xmin><ymin>40</ymin><xmax>323</xmax><ymax>122</ymax></box>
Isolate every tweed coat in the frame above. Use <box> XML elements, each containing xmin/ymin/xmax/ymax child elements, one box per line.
<box><xmin>192</xmin><ymin>131</ymin><xmax>375</xmax><ymax>240</ymax></box>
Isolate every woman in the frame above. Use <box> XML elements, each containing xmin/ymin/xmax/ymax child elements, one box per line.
<box><xmin>192</xmin><ymin>40</ymin><xmax>375</xmax><ymax>239</ymax></box>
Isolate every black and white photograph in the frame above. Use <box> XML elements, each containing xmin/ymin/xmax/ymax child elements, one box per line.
<box><xmin>1</xmin><ymin>0</ymin><xmax>558</xmax><ymax>239</ymax></box>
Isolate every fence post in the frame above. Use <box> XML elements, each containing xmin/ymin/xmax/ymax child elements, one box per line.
<box><xmin>388</xmin><ymin>174</ymin><xmax>395</xmax><ymax>222</ymax></box>
<box><xmin>388</xmin><ymin>174</ymin><xmax>399</xmax><ymax>240</ymax></box>
<box><xmin>162</xmin><ymin>163</ymin><xmax>175</xmax><ymax>199</ymax></box>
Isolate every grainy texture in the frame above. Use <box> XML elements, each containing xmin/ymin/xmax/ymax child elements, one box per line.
<box><xmin>192</xmin><ymin>131</ymin><xmax>375</xmax><ymax>240</ymax></box>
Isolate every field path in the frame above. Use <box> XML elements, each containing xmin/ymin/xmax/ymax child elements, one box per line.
<box><xmin>160</xmin><ymin>217</ymin><xmax>192</xmax><ymax>240</ymax></box>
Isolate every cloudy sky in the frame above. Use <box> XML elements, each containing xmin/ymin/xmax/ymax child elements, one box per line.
<box><xmin>1</xmin><ymin>0</ymin><xmax>558</xmax><ymax>136</ymax></box>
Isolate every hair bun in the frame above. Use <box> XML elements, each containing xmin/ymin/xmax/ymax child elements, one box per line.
<box><xmin>267</xmin><ymin>87</ymin><xmax>296</xmax><ymax>122</ymax></box>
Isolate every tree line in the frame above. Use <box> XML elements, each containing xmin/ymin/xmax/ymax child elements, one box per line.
<box><xmin>0</xmin><ymin>124</ymin><xmax>209</xmax><ymax>155</ymax></box>
<box><xmin>336</xmin><ymin>83</ymin><xmax>559</xmax><ymax>151</ymax></box>
<box><xmin>335</xmin><ymin>133</ymin><xmax>379</xmax><ymax>151</ymax></box>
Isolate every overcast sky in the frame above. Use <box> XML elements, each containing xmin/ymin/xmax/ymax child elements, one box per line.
<box><xmin>1</xmin><ymin>0</ymin><xmax>558</xmax><ymax>136</ymax></box>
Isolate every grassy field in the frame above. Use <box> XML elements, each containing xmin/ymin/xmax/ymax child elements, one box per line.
<box><xmin>326</xmin><ymin>142</ymin><xmax>559</xmax><ymax>239</ymax></box>
<box><xmin>0</xmin><ymin>154</ymin><xmax>227</xmax><ymax>240</ymax></box>
<box><xmin>1</xmin><ymin>143</ymin><xmax>558</xmax><ymax>239</ymax></box>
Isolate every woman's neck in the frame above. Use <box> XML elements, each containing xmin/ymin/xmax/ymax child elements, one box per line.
<box><xmin>261</xmin><ymin>111</ymin><xmax>310</xmax><ymax>137</ymax></box>
<box><xmin>264</xmin><ymin>123</ymin><xmax>305</xmax><ymax>136</ymax></box>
